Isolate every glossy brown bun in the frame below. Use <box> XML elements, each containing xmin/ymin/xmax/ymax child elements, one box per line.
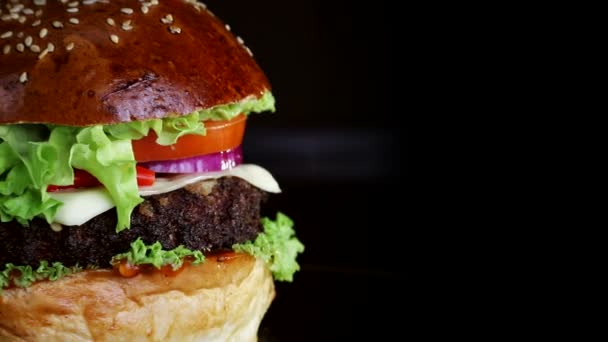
<box><xmin>0</xmin><ymin>0</ymin><xmax>270</xmax><ymax>126</ymax></box>
<box><xmin>0</xmin><ymin>253</ymin><xmax>275</xmax><ymax>342</ymax></box>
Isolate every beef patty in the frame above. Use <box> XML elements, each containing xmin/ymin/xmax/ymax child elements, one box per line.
<box><xmin>0</xmin><ymin>177</ymin><xmax>267</xmax><ymax>267</ymax></box>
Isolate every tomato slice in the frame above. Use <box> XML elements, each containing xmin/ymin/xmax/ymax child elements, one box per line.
<box><xmin>47</xmin><ymin>166</ymin><xmax>155</xmax><ymax>192</ymax></box>
<box><xmin>132</xmin><ymin>114</ymin><xmax>247</xmax><ymax>162</ymax></box>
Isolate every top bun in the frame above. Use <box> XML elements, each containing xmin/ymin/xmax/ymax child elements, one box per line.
<box><xmin>0</xmin><ymin>0</ymin><xmax>270</xmax><ymax>126</ymax></box>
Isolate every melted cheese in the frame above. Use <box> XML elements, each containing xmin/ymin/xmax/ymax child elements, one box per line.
<box><xmin>138</xmin><ymin>164</ymin><xmax>281</xmax><ymax>196</ymax></box>
<box><xmin>49</xmin><ymin>164</ymin><xmax>281</xmax><ymax>226</ymax></box>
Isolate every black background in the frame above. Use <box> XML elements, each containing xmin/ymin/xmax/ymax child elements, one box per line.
<box><xmin>209</xmin><ymin>1</ymin><xmax>403</xmax><ymax>339</ymax></box>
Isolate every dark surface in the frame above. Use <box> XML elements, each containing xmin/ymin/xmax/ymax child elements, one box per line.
<box><xmin>0</xmin><ymin>177</ymin><xmax>265</xmax><ymax>267</ymax></box>
<box><xmin>211</xmin><ymin>1</ymin><xmax>402</xmax><ymax>339</ymax></box>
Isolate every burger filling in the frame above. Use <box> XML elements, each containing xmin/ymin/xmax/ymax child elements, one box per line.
<box><xmin>0</xmin><ymin>177</ymin><xmax>265</xmax><ymax>267</ymax></box>
<box><xmin>0</xmin><ymin>91</ymin><xmax>274</xmax><ymax>231</ymax></box>
<box><xmin>0</xmin><ymin>92</ymin><xmax>304</xmax><ymax>291</ymax></box>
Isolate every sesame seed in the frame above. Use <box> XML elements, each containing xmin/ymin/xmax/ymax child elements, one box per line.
<box><xmin>69</xmin><ymin>18</ymin><xmax>79</xmax><ymax>24</ymax></box>
<box><xmin>9</xmin><ymin>13</ymin><xmax>18</xmax><ymax>20</ymax></box>
<box><xmin>9</xmin><ymin>4</ymin><xmax>23</xmax><ymax>13</ymax></box>
<box><xmin>47</xmin><ymin>42</ymin><xmax>54</xmax><ymax>52</ymax></box>
<box><xmin>169</xmin><ymin>26</ymin><xmax>181</xmax><ymax>34</ymax></box>
<box><xmin>37</xmin><ymin>48</ymin><xmax>48</xmax><ymax>59</ymax></box>
<box><xmin>83</xmin><ymin>0</ymin><xmax>96</xmax><ymax>5</ymax></box>
<box><xmin>52</xmin><ymin>21</ymin><xmax>64</xmax><ymax>28</ymax></box>
<box><xmin>3</xmin><ymin>44</ymin><xmax>10</xmax><ymax>54</ymax></box>
<box><xmin>17</xmin><ymin>15</ymin><xmax>26</xmax><ymax>24</ymax></box>
<box><xmin>66</xmin><ymin>8</ymin><xmax>78</xmax><ymax>13</ymax></box>
<box><xmin>31</xmin><ymin>19</ymin><xmax>41</xmax><ymax>26</ymax></box>
<box><xmin>23</xmin><ymin>8</ymin><xmax>34</xmax><ymax>15</ymax></box>
<box><xmin>121</xmin><ymin>8</ymin><xmax>133</xmax><ymax>15</ymax></box>
<box><xmin>225</xmin><ymin>24</ymin><xmax>231</xmax><ymax>31</ymax></box>
<box><xmin>185</xmin><ymin>0</ymin><xmax>205</xmax><ymax>11</ymax></box>
<box><xmin>66</xmin><ymin>42</ymin><xmax>74</xmax><ymax>51</ymax></box>
<box><xmin>34</xmin><ymin>9</ymin><xmax>42</xmax><ymax>17</ymax></box>
<box><xmin>161</xmin><ymin>14</ymin><xmax>173</xmax><ymax>24</ymax></box>
<box><xmin>150</xmin><ymin>0</ymin><xmax>159</xmax><ymax>6</ymax></box>
<box><xmin>0</xmin><ymin>16</ymin><xmax>10</xmax><ymax>22</ymax></box>
<box><xmin>141</xmin><ymin>5</ymin><xmax>149</xmax><ymax>14</ymax></box>
<box><xmin>110</xmin><ymin>34</ymin><xmax>119</xmax><ymax>44</ymax></box>
<box><xmin>16</xmin><ymin>31</ymin><xmax>23</xmax><ymax>38</ymax></box>
<box><xmin>236</xmin><ymin>36</ymin><xmax>244</xmax><ymax>45</ymax></box>
<box><xmin>60</xmin><ymin>0</ymin><xmax>68</xmax><ymax>4</ymax></box>
<box><xmin>24</xmin><ymin>36</ymin><xmax>32</xmax><ymax>46</ymax></box>
<box><xmin>19</xmin><ymin>72</ymin><xmax>27</xmax><ymax>83</ymax></box>
<box><xmin>16</xmin><ymin>43</ymin><xmax>24</xmax><ymax>52</ymax></box>
<box><xmin>1</xmin><ymin>31</ymin><xmax>13</xmax><ymax>39</ymax></box>
<box><xmin>245</xmin><ymin>46</ymin><xmax>253</xmax><ymax>57</ymax></box>
<box><xmin>67</xmin><ymin>1</ymin><xmax>79</xmax><ymax>8</ymax></box>
<box><xmin>39</xmin><ymin>28</ymin><xmax>47</xmax><ymax>38</ymax></box>
<box><xmin>121</xmin><ymin>20</ymin><xmax>133</xmax><ymax>31</ymax></box>
<box><xmin>106</xmin><ymin>17</ymin><xmax>115</xmax><ymax>26</ymax></box>
<box><xmin>30</xmin><ymin>44</ymin><xmax>40</xmax><ymax>52</ymax></box>
<box><xmin>33</xmin><ymin>0</ymin><xmax>46</xmax><ymax>5</ymax></box>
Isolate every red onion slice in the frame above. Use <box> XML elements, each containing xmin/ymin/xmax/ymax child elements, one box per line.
<box><xmin>140</xmin><ymin>146</ymin><xmax>243</xmax><ymax>173</ymax></box>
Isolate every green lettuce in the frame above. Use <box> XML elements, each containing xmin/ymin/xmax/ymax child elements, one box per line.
<box><xmin>70</xmin><ymin>126</ymin><xmax>142</xmax><ymax>230</ymax></box>
<box><xmin>0</xmin><ymin>125</ymin><xmax>77</xmax><ymax>225</ymax></box>
<box><xmin>234</xmin><ymin>212</ymin><xmax>305</xmax><ymax>282</ymax></box>
<box><xmin>111</xmin><ymin>238</ymin><xmax>205</xmax><ymax>270</ymax></box>
<box><xmin>103</xmin><ymin>110</ymin><xmax>207</xmax><ymax>145</ymax></box>
<box><xmin>104</xmin><ymin>91</ymin><xmax>276</xmax><ymax>145</ymax></box>
<box><xmin>0</xmin><ymin>92</ymin><xmax>275</xmax><ymax>231</ymax></box>
<box><xmin>0</xmin><ymin>261</ymin><xmax>81</xmax><ymax>291</ymax></box>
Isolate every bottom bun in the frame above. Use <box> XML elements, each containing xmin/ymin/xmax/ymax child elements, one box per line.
<box><xmin>0</xmin><ymin>253</ymin><xmax>275</xmax><ymax>342</ymax></box>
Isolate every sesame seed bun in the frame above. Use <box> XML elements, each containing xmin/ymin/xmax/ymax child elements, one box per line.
<box><xmin>0</xmin><ymin>0</ymin><xmax>270</xmax><ymax>126</ymax></box>
<box><xmin>0</xmin><ymin>1</ymin><xmax>281</xmax><ymax>341</ymax></box>
<box><xmin>0</xmin><ymin>253</ymin><xmax>275</xmax><ymax>342</ymax></box>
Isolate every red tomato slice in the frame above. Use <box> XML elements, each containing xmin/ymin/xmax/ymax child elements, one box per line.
<box><xmin>132</xmin><ymin>114</ymin><xmax>247</xmax><ymax>162</ymax></box>
<box><xmin>47</xmin><ymin>166</ymin><xmax>155</xmax><ymax>192</ymax></box>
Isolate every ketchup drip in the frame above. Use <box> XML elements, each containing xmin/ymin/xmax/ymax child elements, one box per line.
<box><xmin>112</xmin><ymin>250</ymin><xmax>237</xmax><ymax>278</ymax></box>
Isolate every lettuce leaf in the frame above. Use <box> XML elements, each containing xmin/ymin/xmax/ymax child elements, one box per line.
<box><xmin>111</xmin><ymin>238</ymin><xmax>205</xmax><ymax>270</ymax></box>
<box><xmin>0</xmin><ymin>92</ymin><xmax>275</xmax><ymax>230</ymax></box>
<box><xmin>233</xmin><ymin>212</ymin><xmax>304</xmax><ymax>282</ymax></box>
<box><xmin>70</xmin><ymin>126</ymin><xmax>142</xmax><ymax>231</ymax></box>
<box><xmin>103</xmin><ymin>91</ymin><xmax>276</xmax><ymax>145</ymax></box>
<box><xmin>103</xmin><ymin>111</ymin><xmax>206</xmax><ymax>146</ymax></box>
<box><xmin>0</xmin><ymin>261</ymin><xmax>81</xmax><ymax>291</ymax></box>
<box><xmin>0</xmin><ymin>126</ymin><xmax>76</xmax><ymax>225</ymax></box>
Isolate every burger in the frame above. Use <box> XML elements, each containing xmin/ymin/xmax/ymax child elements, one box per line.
<box><xmin>0</xmin><ymin>0</ymin><xmax>303</xmax><ymax>340</ymax></box>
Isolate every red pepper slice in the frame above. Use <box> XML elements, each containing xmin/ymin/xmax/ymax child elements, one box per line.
<box><xmin>47</xmin><ymin>166</ymin><xmax>155</xmax><ymax>192</ymax></box>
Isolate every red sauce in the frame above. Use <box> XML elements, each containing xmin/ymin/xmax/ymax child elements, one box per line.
<box><xmin>116</xmin><ymin>262</ymin><xmax>140</xmax><ymax>278</ymax></box>
<box><xmin>112</xmin><ymin>251</ymin><xmax>240</xmax><ymax>278</ymax></box>
<box><xmin>113</xmin><ymin>259</ymin><xmax>192</xmax><ymax>278</ymax></box>
<box><xmin>215</xmin><ymin>251</ymin><xmax>238</xmax><ymax>262</ymax></box>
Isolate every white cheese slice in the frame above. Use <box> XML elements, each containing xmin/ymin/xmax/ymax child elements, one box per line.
<box><xmin>48</xmin><ymin>164</ymin><xmax>281</xmax><ymax>226</ymax></box>
<box><xmin>139</xmin><ymin>164</ymin><xmax>281</xmax><ymax>196</ymax></box>
<box><xmin>49</xmin><ymin>188</ymin><xmax>115</xmax><ymax>226</ymax></box>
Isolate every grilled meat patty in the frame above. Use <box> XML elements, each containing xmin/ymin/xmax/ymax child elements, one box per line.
<box><xmin>0</xmin><ymin>177</ymin><xmax>267</xmax><ymax>267</ymax></box>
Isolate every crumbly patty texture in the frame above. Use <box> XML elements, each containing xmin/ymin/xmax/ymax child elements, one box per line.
<box><xmin>0</xmin><ymin>177</ymin><xmax>267</xmax><ymax>267</ymax></box>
